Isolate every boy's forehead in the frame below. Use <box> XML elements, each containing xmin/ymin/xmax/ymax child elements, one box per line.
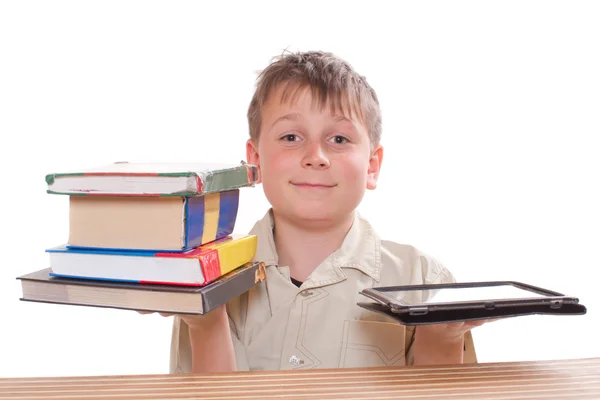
<box><xmin>263</xmin><ymin>83</ymin><xmax>363</xmax><ymax>123</ymax></box>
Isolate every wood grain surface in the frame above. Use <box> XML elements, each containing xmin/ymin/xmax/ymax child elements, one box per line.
<box><xmin>1</xmin><ymin>358</ymin><xmax>599</xmax><ymax>399</ymax></box>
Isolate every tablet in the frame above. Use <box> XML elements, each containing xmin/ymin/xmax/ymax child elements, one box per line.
<box><xmin>358</xmin><ymin>281</ymin><xmax>587</xmax><ymax>325</ymax></box>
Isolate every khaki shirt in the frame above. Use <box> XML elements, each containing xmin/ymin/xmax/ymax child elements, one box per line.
<box><xmin>170</xmin><ymin>210</ymin><xmax>476</xmax><ymax>372</ymax></box>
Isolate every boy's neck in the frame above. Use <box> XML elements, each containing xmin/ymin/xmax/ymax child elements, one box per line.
<box><xmin>272</xmin><ymin>210</ymin><xmax>355</xmax><ymax>282</ymax></box>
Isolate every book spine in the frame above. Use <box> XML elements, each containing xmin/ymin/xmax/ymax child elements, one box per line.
<box><xmin>185</xmin><ymin>196</ymin><xmax>205</xmax><ymax>249</ymax></box>
<box><xmin>212</xmin><ymin>236</ymin><xmax>257</xmax><ymax>278</ymax></box>
<box><xmin>216</xmin><ymin>189</ymin><xmax>239</xmax><ymax>240</ymax></box>
<box><xmin>201</xmin><ymin>192</ymin><xmax>221</xmax><ymax>245</ymax></box>
<box><xmin>197</xmin><ymin>248</ymin><xmax>222</xmax><ymax>284</ymax></box>
<box><xmin>195</xmin><ymin>175</ymin><xmax>204</xmax><ymax>194</ymax></box>
<box><xmin>201</xmin><ymin>263</ymin><xmax>262</xmax><ymax>314</ymax></box>
<box><xmin>202</xmin><ymin>165</ymin><xmax>258</xmax><ymax>193</ymax></box>
<box><xmin>185</xmin><ymin>190</ymin><xmax>239</xmax><ymax>249</ymax></box>
<box><xmin>188</xmin><ymin>236</ymin><xmax>257</xmax><ymax>285</ymax></box>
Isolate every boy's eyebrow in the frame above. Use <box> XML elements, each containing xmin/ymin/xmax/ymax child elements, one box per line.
<box><xmin>332</xmin><ymin>115</ymin><xmax>353</xmax><ymax>123</ymax></box>
<box><xmin>270</xmin><ymin>113</ymin><xmax>303</xmax><ymax>128</ymax></box>
<box><xmin>268</xmin><ymin>113</ymin><xmax>356</xmax><ymax>130</ymax></box>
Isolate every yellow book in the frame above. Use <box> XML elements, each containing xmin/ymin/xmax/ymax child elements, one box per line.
<box><xmin>196</xmin><ymin>234</ymin><xmax>258</xmax><ymax>279</ymax></box>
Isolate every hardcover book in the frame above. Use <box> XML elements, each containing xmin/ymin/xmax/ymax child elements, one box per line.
<box><xmin>47</xmin><ymin>234</ymin><xmax>258</xmax><ymax>286</ymax></box>
<box><xmin>68</xmin><ymin>189</ymin><xmax>240</xmax><ymax>251</ymax></box>
<box><xmin>18</xmin><ymin>263</ymin><xmax>266</xmax><ymax>315</ymax></box>
<box><xmin>45</xmin><ymin>161</ymin><xmax>259</xmax><ymax>196</ymax></box>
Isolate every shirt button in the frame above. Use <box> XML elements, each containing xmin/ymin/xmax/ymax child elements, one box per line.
<box><xmin>289</xmin><ymin>355</ymin><xmax>303</xmax><ymax>366</ymax></box>
<box><xmin>300</xmin><ymin>290</ymin><xmax>312</xmax><ymax>297</ymax></box>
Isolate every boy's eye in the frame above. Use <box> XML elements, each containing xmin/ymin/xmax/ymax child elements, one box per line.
<box><xmin>281</xmin><ymin>134</ymin><xmax>299</xmax><ymax>142</ymax></box>
<box><xmin>329</xmin><ymin>135</ymin><xmax>349</xmax><ymax>144</ymax></box>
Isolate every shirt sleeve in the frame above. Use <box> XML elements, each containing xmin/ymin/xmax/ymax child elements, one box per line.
<box><xmin>169</xmin><ymin>316</ymin><xmax>191</xmax><ymax>374</ymax></box>
<box><xmin>227</xmin><ymin>312</ymin><xmax>250</xmax><ymax>371</ymax></box>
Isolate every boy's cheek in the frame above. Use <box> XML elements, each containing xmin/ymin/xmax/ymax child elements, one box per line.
<box><xmin>262</xmin><ymin>152</ymin><xmax>296</xmax><ymax>175</ymax></box>
<box><xmin>340</xmin><ymin>156</ymin><xmax>371</xmax><ymax>180</ymax></box>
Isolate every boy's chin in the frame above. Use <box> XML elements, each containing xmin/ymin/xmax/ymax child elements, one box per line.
<box><xmin>275</xmin><ymin>202</ymin><xmax>356</xmax><ymax>226</ymax></box>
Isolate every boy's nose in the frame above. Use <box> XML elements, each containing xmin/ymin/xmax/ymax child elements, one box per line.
<box><xmin>302</xmin><ymin>142</ymin><xmax>330</xmax><ymax>169</ymax></box>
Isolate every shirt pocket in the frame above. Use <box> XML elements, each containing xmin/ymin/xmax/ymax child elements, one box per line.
<box><xmin>339</xmin><ymin>320</ymin><xmax>407</xmax><ymax>368</ymax></box>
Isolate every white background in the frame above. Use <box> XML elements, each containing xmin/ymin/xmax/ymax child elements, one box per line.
<box><xmin>1</xmin><ymin>1</ymin><xmax>598</xmax><ymax>377</ymax></box>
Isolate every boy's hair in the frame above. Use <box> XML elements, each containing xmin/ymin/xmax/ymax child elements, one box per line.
<box><xmin>247</xmin><ymin>50</ymin><xmax>382</xmax><ymax>147</ymax></box>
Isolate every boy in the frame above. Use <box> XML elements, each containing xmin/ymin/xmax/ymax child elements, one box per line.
<box><xmin>169</xmin><ymin>50</ymin><xmax>486</xmax><ymax>373</ymax></box>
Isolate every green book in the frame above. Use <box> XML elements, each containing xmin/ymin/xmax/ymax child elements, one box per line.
<box><xmin>45</xmin><ymin>161</ymin><xmax>259</xmax><ymax>196</ymax></box>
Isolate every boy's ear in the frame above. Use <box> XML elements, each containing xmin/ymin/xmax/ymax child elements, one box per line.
<box><xmin>246</xmin><ymin>139</ymin><xmax>262</xmax><ymax>184</ymax></box>
<box><xmin>366</xmin><ymin>145</ymin><xmax>383</xmax><ymax>190</ymax></box>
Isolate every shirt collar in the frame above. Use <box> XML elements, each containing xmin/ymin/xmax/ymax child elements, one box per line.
<box><xmin>249</xmin><ymin>209</ymin><xmax>381</xmax><ymax>315</ymax></box>
<box><xmin>249</xmin><ymin>208</ymin><xmax>381</xmax><ymax>282</ymax></box>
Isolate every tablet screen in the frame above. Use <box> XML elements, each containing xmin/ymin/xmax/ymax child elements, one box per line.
<box><xmin>377</xmin><ymin>283</ymin><xmax>555</xmax><ymax>305</ymax></box>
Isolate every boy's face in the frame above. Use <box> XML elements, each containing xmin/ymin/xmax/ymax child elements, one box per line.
<box><xmin>247</xmin><ymin>85</ymin><xmax>383</xmax><ymax>225</ymax></box>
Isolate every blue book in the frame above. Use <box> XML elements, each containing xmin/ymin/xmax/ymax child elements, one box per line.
<box><xmin>68</xmin><ymin>189</ymin><xmax>240</xmax><ymax>251</ymax></box>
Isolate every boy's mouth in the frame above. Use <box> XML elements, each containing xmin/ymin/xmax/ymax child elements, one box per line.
<box><xmin>290</xmin><ymin>182</ymin><xmax>336</xmax><ymax>189</ymax></box>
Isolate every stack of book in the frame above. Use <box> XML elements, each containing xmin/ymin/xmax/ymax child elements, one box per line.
<box><xmin>17</xmin><ymin>161</ymin><xmax>265</xmax><ymax>315</ymax></box>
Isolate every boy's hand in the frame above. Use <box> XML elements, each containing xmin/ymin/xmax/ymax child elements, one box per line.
<box><xmin>418</xmin><ymin>319</ymin><xmax>490</xmax><ymax>341</ymax></box>
<box><xmin>411</xmin><ymin>319</ymin><xmax>494</xmax><ymax>365</ymax></box>
<box><xmin>136</xmin><ymin>305</ymin><xmax>228</xmax><ymax>331</ymax></box>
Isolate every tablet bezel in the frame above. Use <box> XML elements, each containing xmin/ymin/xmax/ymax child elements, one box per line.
<box><xmin>360</xmin><ymin>281</ymin><xmax>580</xmax><ymax>314</ymax></box>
